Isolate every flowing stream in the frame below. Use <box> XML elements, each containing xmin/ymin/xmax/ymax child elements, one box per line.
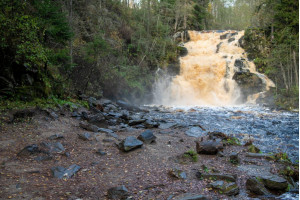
<box><xmin>152</xmin><ymin>30</ymin><xmax>299</xmax><ymax>162</ymax></box>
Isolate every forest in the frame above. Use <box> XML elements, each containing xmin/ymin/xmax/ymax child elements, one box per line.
<box><xmin>0</xmin><ymin>0</ymin><xmax>298</xmax><ymax>109</ymax></box>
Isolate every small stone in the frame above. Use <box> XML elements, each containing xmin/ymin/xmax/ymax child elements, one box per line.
<box><xmin>96</xmin><ymin>149</ymin><xmax>107</xmax><ymax>155</ymax></box>
<box><xmin>137</xmin><ymin>130</ymin><xmax>156</xmax><ymax>144</ymax></box>
<box><xmin>79</xmin><ymin>121</ymin><xmax>99</xmax><ymax>132</ymax></box>
<box><xmin>48</xmin><ymin>134</ymin><xmax>64</xmax><ymax>140</ymax></box>
<box><xmin>107</xmin><ymin>185</ymin><xmax>130</xmax><ymax>200</ymax></box>
<box><xmin>17</xmin><ymin>144</ymin><xmax>40</xmax><ymax>156</ymax></box>
<box><xmin>169</xmin><ymin>168</ymin><xmax>187</xmax><ymax>179</ymax></box>
<box><xmin>51</xmin><ymin>164</ymin><xmax>81</xmax><ymax>179</ymax></box>
<box><xmin>118</xmin><ymin>136</ymin><xmax>143</xmax><ymax>152</ymax></box>
<box><xmin>40</xmin><ymin>142</ymin><xmax>65</xmax><ymax>154</ymax></box>
<box><xmin>78</xmin><ymin>132</ymin><xmax>92</xmax><ymax>141</ymax></box>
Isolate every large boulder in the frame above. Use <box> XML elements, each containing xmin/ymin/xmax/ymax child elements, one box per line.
<box><xmin>118</xmin><ymin>136</ymin><xmax>143</xmax><ymax>152</ymax></box>
<box><xmin>260</xmin><ymin>175</ymin><xmax>288</xmax><ymax>190</ymax></box>
<box><xmin>246</xmin><ymin>177</ymin><xmax>271</xmax><ymax>195</ymax></box>
<box><xmin>232</xmin><ymin>71</ymin><xmax>266</xmax><ymax>102</ymax></box>
<box><xmin>195</xmin><ymin>139</ymin><xmax>223</xmax><ymax>155</ymax></box>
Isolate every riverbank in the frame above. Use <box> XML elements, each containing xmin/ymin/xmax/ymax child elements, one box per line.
<box><xmin>0</xmin><ymin>98</ymin><xmax>298</xmax><ymax>199</ymax></box>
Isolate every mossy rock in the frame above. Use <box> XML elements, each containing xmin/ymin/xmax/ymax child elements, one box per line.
<box><xmin>248</xmin><ymin>145</ymin><xmax>260</xmax><ymax>153</ymax></box>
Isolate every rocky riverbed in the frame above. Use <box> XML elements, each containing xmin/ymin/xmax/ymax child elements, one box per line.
<box><xmin>0</xmin><ymin>98</ymin><xmax>298</xmax><ymax>200</ymax></box>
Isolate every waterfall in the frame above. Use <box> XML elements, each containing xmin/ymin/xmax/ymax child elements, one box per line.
<box><xmin>153</xmin><ymin>30</ymin><xmax>275</xmax><ymax>106</ymax></box>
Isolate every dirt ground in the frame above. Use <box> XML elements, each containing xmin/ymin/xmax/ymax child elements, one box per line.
<box><xmin>0</xmin><ymin>111</ymin><xmax>291</xmax><ymax>200</ymax></box>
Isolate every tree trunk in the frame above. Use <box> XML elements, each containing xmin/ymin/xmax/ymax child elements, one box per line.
<box><xmin>279</xmin><ymin>62</ymin><xmax>288</xmax><ymax>90</ymax></box>
<box><xmin>293</xmin><ymin>50</ymin><xmax>299</xmax><ymax>87</ymax></box>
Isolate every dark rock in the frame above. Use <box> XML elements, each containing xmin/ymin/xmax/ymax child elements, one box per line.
<box><xmin>200</xmin><ymin>173</ymin><xmax>236</xmax><ymax>182</ymax></box>
<box><xmin>228</xmin><ymin>38</ymin><xmax>235</xmax><ymax>43</ymax></box>
<box><xmin>246</xmin><ymin>177</ymin><xmax>271</xmax><ymax>195</ymax></box>
<box><xmin>196</xmin><ymin>139</ymin><xmax>223</xmax><ymax>155</ymax></box>
<box><xmin>118</xmin><ymin>136</ymin><xmax>143</xmax><ymax>152</ymax></box>
<box><xmin>40</xmin><ymin>142</ymin><xmax>65</xmax><ymax>154</ymax></box>
<box><xmin>96</xmin><ymin>149</ymin><xmax>107</xmax><ymax>155</ymax></box>
<box><xmin>71</xmin><ymin>111</ymin><xmax>81</xmax><ymax>118</ymax></box>
<box><xmin>216</xmin><ymin>42</ymin><xmax>223</xmax><ymax>53</ymax></box>
<box><xmin>12</xmin><ymin>108</ymin><xmax>37</xmax><ymax>121</ymax></box>
<box><xmin>116</xmin><ymin>100</ymin><xmax>141</xmax><ymax>111</ymax></box>
<box><xmin>107</xmin><ymin>185</ymin><xmax>130</xmax><ymax>200</ymax></box>
<box><xmin>178</xmin><ymin>43</ymin><xmax>188</xmax><ymax>57</ymax></box>
<box><xmin>144</xmin><ymin>119</ymin><xmax>159</xmax><ymax>128</ymax></box>
<box><xmin>210</xmin><ymin>181</ymin><xmax>239</xmax><ymax>196</ymax></box>
<box><xmin>18</xmin><ymin>144</ymin><xmax>40</xmax><ymax>156</ymax></box>
<box><xmin>261</xmin><ymin>175</ymin><xmax>288</xmax><ymax>190</ymax></box>
<box><xmin>51</xmin><ymin>164</ymin><xmax>81</xmax><ymax>179</ymax></box>
<box><xmin>222</xmin><ymin>182</ymin><xmax>239</xmax><ymax>196</ymax></box>
<box><xmin>79</xmin><ymin>121</ymin><xmax>99</xmax><ymax>132</ymax></box>
<box><xmin>233</xmin><ymin>71</ymin><xmax>266</xmax><ymax>102</ymax></box>
<box><xmin>169</xmin><ymin>168</ymin><xmax>187</xmax><ymax>179</ymax></box>
<box><xmin>238</xmin><ymin>35</ymin><xmax>245</xmax><ymax>48</ymax></box>
<box><xmin>208</xmin><ymin>132</ymin><xmax>229</xmax><ymax>140</ymax></box>
<box><xmin>229</xmin><ymin>152</ymin><xmax>240</xmax><ymax>164</ymax></box>
<box><xmin>103</xmin><ymin>139</ymin><xmax>114</xmax><ymax>143</ymax></box>
<box><xmin>34</xmin><ymin>155</ymin><xmax>53</xmax><ymax>161</ymax></box>
<box><xmin>220</xmin><ymin>33</ymin><xmax>231</xmax><ymax>40</ymax></box>
<box><xmin>128</xmin><ymin>119</ymin><xmax>146</xmax><ymax>126</ymax></box>
<box><xmin>185</xmin><ymin>127</ymin><xmax>205</xmax><ymax>137</ymax></box>
<box><xmin>137</xmin><ymin>130</ymin><xmax>156</xmax><ymax>144</ymax></box>
<box><xmin>87</xmin><ymin>113</ymin><xmax>106</xmax><ymax>127</ymax></box>
<box><xmin>48</xmin><ymin>134</ymin><xmax>64</xmax><ymax>140</ymax></box>
<box><xmin>49</xmin><ymin>111</ymin><xmax>58</xmax><ymax>120</ymax></box>
<box><xmin>234</xmin><ymin>59</ymin><xmax>250</xmax><ymax>73</ymax></box>
<box><xmin>78</xmin><ymin>132</ymin><xmax>92</xmax><ymax>141</ymax></box>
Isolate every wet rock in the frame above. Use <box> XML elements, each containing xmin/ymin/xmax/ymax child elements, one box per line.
<box><xmin>78</xmin><ymin>132</ymin><xmax>92</xmax><ymax>141</ymax></box>
<box><xmin>228</xmin><ymin>37</ymin><xmax>235</xmax><ymax>43</ymax></box>
<box><xmin>18</xmin><ymin>144</ymin><xmax>40</xmax><ymax>156</ymax></box>
<box><xmin>229</xmin><ymin>152</ymin><xmax>240</xmax><ymax>164</ymax></box>
<box><xmin>220</xmin><ymin>33</ymin><xmax>231</xmax><ymax>40</ymax></box>
<box><xmin>210</xmin><ymin>181</ymin><xmax>239</xmax><ymax>196</ymax></box>
<box><xmin>79</xmin><ymin>121</ymin><xmax>99</xmax><ymax>132</ymax></box>
<box><xmin>116</xmin><ymin>100</ymin><xmax>141</xmax><ymax>111</ymax></box>
<box><xmin>118</xmin><ymin>136</ymin><xmax>143</xmax><ymax>152</ymax></box>
<box><xmin>178</xmin><ymin>43</ymin><xmax>188</xmax><ymax>57</ymax></box>
<box><xmin>48</xmin><ymin>134</ymin><xmax>64</xmax><ymax>140</ymax></box>
<box><xmin>261</xmin><ymin>175</ymin><xmax>288</xmax><ymax>190</ymax></box>
<box><xmin>200</xmin><ymin>173</ymin><xmax>236</xmax><ymax>182</ymax></box>
<box><xmin>40</xmin><ymin>142</ymin><xmax>65</xmax><ymax>154</ymax></box>
<box><xmin>51</xmin><ymin>164</ymin><xmax>81</xmax><ymax>179</ymax></box>
<box><xmin>137</xmin><ymin>130</ymin><xmax>156</xmax><ymax>144</ymax></box>
<box><xmin>185</xmin><ymin>127</ymin><xmax>205</xmax><ymax>137</ymax></box>
<box><xmin>169</xmin><ymin>167</ymin><xmax>187</xmax><ymax>179</ymax></box>
<box><xmin>107</xmin><ymin>185</ymin><xmax>130</xmax><ymax>200</ymax></box>
<box><xmin>246</xmin><ymin>177</ymin><xmax>271</xmax><ymax>195</ymax></box>
<box><xmin>234</xmin><ymin>59</ymin><xmax>250</xmax><ymax>73</ymax></box>
<box><xmin>216</xmin><ymin>42</ymin><xmax>223</xmax><ymax>53</ymax></box>
<box><xmin>195</xmin><ymin>139</ymin><xmax>223</xmax><ymax>155</ymax></box>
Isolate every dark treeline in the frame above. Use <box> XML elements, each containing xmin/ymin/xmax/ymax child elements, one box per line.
<box><xmin>0</xmin><ymin>0</ymin><xmax>298</xmax><ymax>108</ymax></box>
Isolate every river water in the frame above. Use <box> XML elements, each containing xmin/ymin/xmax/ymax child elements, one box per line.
<box><xmin>145</xmin><ymin>104</ymin><xmax>299</xmax><ymax>163</ymax></box>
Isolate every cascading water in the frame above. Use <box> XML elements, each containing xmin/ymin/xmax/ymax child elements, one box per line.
<box><xmin>153</xmin><ymin>30</ymin><xmax>275</xmax><ymax>106</ymax></box>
